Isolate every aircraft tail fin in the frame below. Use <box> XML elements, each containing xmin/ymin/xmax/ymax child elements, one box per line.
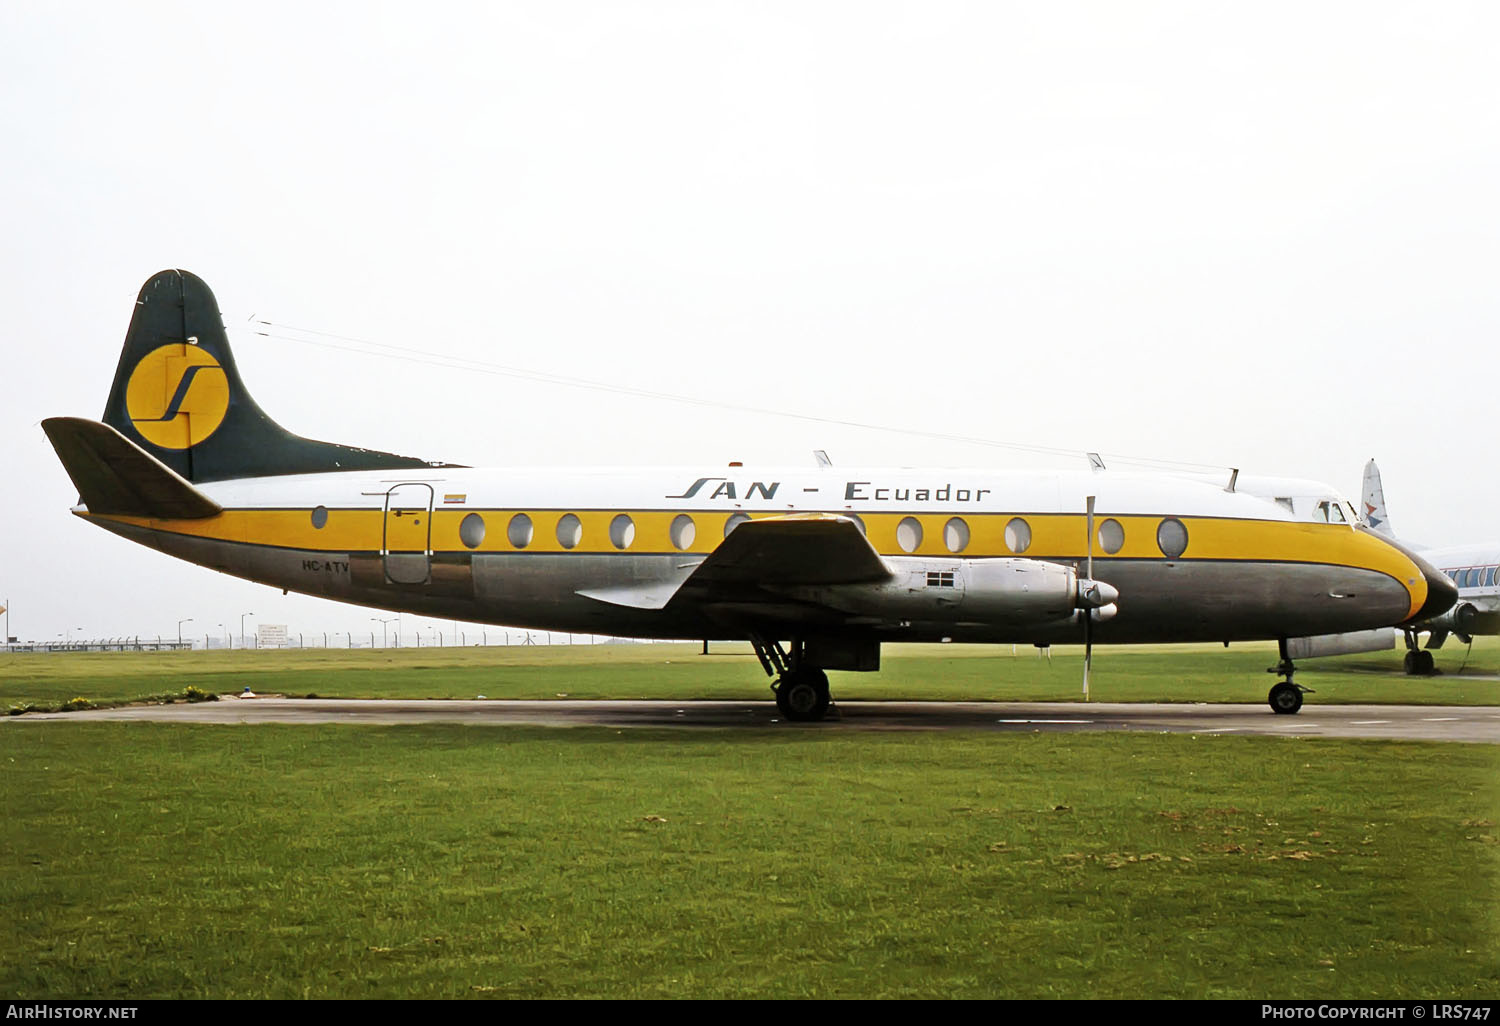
<box><xmin>1361</xmin><ymin>459</ymin><xmax>1394</xmax><ymax>537</ymax></box>
<box><xmin>97</xmin><ymin>269</ymin><xmax>451</xmax><ymax>483</ymax></box>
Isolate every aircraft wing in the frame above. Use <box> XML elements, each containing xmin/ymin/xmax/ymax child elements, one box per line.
<box><xmin>576</xmin><ymin>514</ymin><xmax>888</xmax><ymax>611</ymax></box>
<box><xmin>683</xmin><ymin>513</ymin><xmax>890</xmax><ymax>587</ymax></box>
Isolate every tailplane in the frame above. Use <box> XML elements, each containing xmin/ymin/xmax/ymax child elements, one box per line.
<box><xmin>97</xmin><ymin>269</ymin><xmax>451</xmax><ymax>483</ymax></box>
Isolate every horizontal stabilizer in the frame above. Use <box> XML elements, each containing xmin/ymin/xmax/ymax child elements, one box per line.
<box><xmin>42</xmin><ymin>416</ymin><xmax>222</xmax><ymax>519</ymax></box>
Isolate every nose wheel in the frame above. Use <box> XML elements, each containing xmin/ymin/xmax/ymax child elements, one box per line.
<box><xmin>1267</xmin><ymin>638</ymin><xmax>1312</xmax><ymax>714</ymax></box>
<box><xmin>1268</xmin><ymin>680</ymin><xmax>1304</xmax><ymax>714</ymax></box>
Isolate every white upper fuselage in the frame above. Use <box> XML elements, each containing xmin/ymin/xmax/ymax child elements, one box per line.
<box><xmin>195</xmin><ymin>464</ymin><xmax>1351</xmax><ymax>524</ymax></box>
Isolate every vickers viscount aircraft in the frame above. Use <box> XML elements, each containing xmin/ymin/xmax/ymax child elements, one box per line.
<box><xmin>43</xmin><ymin>271</ymin><xmax>1456</xmax><ymax>718</ymax></box>
<box><xmin>1362</xmin><ymin>459</ymin><xmax>1500</xmax><ymax>674</ymax></box>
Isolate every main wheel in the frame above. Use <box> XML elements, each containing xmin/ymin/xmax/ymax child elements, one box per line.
<box><xmin>1416</xmin><ymin>649</ymin><xmax>1436</xmax><ymax>676</ymax></box>
<box><xmin>776</xmin><ymin>669</ymin><xmax>831</xmax><ymax>722</ymax></box>
<box><xmin>1403</xmin><ymin>650</ymin><xmax>1419</xmax><ymax>675</ymax></box>
<box><xmin>1268</xmin><ymin>681</ymin><xmax>1303</xmax><ymax>715</ymax></box>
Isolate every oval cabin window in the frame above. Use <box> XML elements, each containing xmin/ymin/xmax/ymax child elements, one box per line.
<box><xmin>897</xmin><ymin>517</ymin><xmax>923</xmax><ymax>553</ymax></box>
<box><xmin>670</xmin><ymin>514</ymin><xmax>696</xmax><ymax>551</ymax></box>
<box><xmin>609</xmin><ymin>514</ymin><xmax>635</xmax><ymax>550</ymax></box>
<box><xmin>944</xmin><ymin>517</ymin><xmax>969</xmax><ymax>553</ymax></box>
<box><xmin>1004</xmin><ymin>517</ymin><xmax>1031</xmax><ymax>554</ymax></box>
<box><xmin>1156</xmin><ymin>517</ymin><xmax>1188</xmax><ymax>559</ymax></box>
<box><xmin>459</xmin><ymin>513</ymin><xmax>486</xmax><ymax>549</ymax></box>
<box><xmin>508</xmin><ymin>513</ymin><xmax>533</xmax><ymax>549</ymax></box>
<box><xmin>556</xmin><ymin>514</ymin><xmax>582</xmax><ymax>550</ymax></box>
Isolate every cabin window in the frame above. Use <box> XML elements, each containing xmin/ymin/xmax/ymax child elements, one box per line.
<box><xmin>310</xmin><ymin>506</ymin><xmax>329</xmax><ymax>530</ymax></box>
<box><xmin>670</xmin><ymin>514</ymin><xmax>696</xmax><ymax>551</ymax></box>
<box><xmin>1275</xmin><ymin>497</ymin><xmax>1294</xmax><ymax>513</ymax></box>
<box><xmin>609</xmin><ymin>514</ymin><xmax>635</xmax><ymax>550</ymax></box>
<box><xmin>1098</xmin><ymin>518</ymin><xmax>1125</xmax><ymax>555</ymax></box>
<box><xmin>943</xmin><ymin>517</ymin><xmax>969</xmax><ymax>553</ymax></box>
<box><xmin>507</xmin><ymin>513</ymin><xmax>533</xmax><ymax>549</ymax></box>
<box><xmin>1466</xmin><ymin>568</ymin><xmax>1481</xmax><ymax>589</ymax></box>
<box><xmin>1004</xmin><ymin>517</ymin><xmax>1031</xmax><ymax>554</ymax></box>
<box><xmin>1156</xmin><ymin>517</ymin><xmax>1188</xmax><ymax>559</ymax></box>
<box><xmin>459</xmin><ymin>513</ymin><xmax>486</xmax><ymax>549</ymax></box>
<box><xmin>897</xmin><ymin>517</ymin><xmax>923</xmax><ymax>553</ymax></box>
<box><xmin>1487</xmin><ymin>567</ymin><xmax>1496</xmax><ymax>588</ymax></box>
<box><xmin>556</xmin><ymin>514</ymin><xmax>582</xmax><ymax>550</ymax></box>
<box><xmin>724</xmin><ymin>513</ymin><xmax>751</xmax><ymax>537</ymax></box>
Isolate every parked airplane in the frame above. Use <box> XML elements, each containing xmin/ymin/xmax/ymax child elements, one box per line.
<box><xmin>43</xmin><ymin>271</ymin><xmax>1455</xmax><ymax>718</ymax></box>
<box><xmin>1362</xmin><ymin>459</ymin><xmax>1500</xmax><ymax>674</ymax></box>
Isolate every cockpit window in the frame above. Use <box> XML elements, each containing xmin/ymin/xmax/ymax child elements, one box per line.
<box><xmin>1309</xmin><ymin>499</ymin><xmax>1349</xmax><ymax>524</ymax></box>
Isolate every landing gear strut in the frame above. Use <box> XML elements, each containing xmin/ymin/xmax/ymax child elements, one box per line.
<box><xmin>1268</xmin><ymin>638</ymin><xmax>1312</xmax><ymax>715</ymax></box>
<box><xmin>750</xmin><ymin>634</ymin><xmax>835</xmax><ymax>722</ymax></box>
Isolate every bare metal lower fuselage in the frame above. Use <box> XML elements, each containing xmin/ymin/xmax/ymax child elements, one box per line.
<box><xmin>91</xmin><ymin>515</ymin><xmax>1421</xmax><ymax>646</ymax></box>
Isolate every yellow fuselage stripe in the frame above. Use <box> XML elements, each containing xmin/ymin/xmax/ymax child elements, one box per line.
<box><xmin>83</xmin><ymin>507</ymin><xmax>1426</xmax><ymax>620</ymax></box>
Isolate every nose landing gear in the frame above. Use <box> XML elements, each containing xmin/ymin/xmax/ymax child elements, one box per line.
<box><xmin>1268</xmin><ymin>638</ymin><xmax>1313</xmax><ymax>714</ymax></box>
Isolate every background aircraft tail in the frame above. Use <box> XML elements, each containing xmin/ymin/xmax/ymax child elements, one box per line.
<box><xmin>1361</xmin><ymin>459</ymin><xmax>1394</xmax><ymax>537</ymax></box>
<box><xmin>97</xmin><ymin>269</ymin><xmax>448</xmax><ymax>483</ymax></box>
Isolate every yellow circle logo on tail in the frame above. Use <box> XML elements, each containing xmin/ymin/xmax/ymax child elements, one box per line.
<box><xmin>125</xmin><ymin>344</ymin><xmax>230</xmax><ymax>450</ymax></box>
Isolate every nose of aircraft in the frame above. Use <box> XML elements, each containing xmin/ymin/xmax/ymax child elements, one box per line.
<box><xmin>1358</xmin><ymin>526</ymin><xmax>1457</xmax><ymax>626</ymax></box>
<box><xmin>1410</xmin><ymin>555</ymin><xmax>1459</xmax><ymax>624</ymax></box>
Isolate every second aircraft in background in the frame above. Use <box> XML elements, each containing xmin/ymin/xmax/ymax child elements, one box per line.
<box><xmin>1363</xmin><ymin>459</ymin><xmax>1500</xmax><ymax>674</ymax></box>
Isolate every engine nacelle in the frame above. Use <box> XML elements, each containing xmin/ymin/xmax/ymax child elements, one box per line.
<box><xmin>788</xmin><ymin>557</ymin><xmax>1108</xmax><ymax>625</ymax></box>
<box><xmin>1427</xmin><ymin>601</ymin><xmax>1479</xmax><ymax>634</ymax></box>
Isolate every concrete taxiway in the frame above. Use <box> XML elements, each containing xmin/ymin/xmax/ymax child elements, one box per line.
<box><xmin>10</xmin><ymin>698</ymin><xmax>1500</xmax><ymax>743</ymax></box>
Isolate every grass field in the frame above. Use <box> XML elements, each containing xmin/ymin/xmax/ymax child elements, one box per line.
<box><xmin>2</xmin><ymin>642</ymin><xmax>1497</xmax><ymax>999</ymax></box>
<box><xmin>5</xmin><ymin>637</ymin><xmax>1500</xmax><ymax>713</ymax></box>
<box><xmin>2</xmin><ymin>724</ymin><xmax>1496</xmax><ymax>999</ymax></box>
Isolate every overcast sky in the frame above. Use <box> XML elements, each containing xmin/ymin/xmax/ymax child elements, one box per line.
<box><xmin>3</xmin><ymin>2</ymin><xmax>1498</xmax><ymax>646</ymax></box>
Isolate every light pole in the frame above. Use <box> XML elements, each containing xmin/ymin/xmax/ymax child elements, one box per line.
<box><xmin>218</xmin><ymin>623</ymin><xmax>226</xmax><ymax>649</ymax></box>
<box><xmin>177</xmin><ymin>618</ymin><xmax>193</xmax><ymax>647</ymax></box>
<box><xmin>371</xmin><ymin>617</ymin><xmax>396</xmax><ymax>648</ymax></box>
<box><xmin>241</xmin><ymin>612</ymin><xmax>254</xmax><ymax>650</ymax></box>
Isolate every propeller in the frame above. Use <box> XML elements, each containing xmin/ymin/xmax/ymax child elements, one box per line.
<box><xmin>1084</xmin><ymin>495</ymin><xmax>1094</xmax><ymax>701</ymax></box>
<box><xmin>1075</xmin><ymin>496</ymin><xmax>1120</xmax><ymax>700</ymax></box>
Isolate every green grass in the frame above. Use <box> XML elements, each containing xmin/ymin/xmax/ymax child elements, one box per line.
<box><xmin>4</xmin><ymin>638</ymin><xmax>1498</xmax><ymax>712</ymax></box>
<box><xmin>1</xmin><ymin>724</ymin><xmax>1495</xmax><ymax>998</ymax></box>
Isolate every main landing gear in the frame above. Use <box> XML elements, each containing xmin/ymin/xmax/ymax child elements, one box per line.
<box><xmin>1401</xmin><ymin>629</ymin><xmax>1439</xmax><ymax>676</ymax></box>
<box><xmin>1403</xmin><ymin>649</ymin><xmax>1436</xmax><ymax>676</ymax></box>
<box><xmin>749</xmin><ymin>635</ymin><xmax>834</xmax><ymax>722</ymax></box>
<box><xmin>1268</xmin><ymin>638</ymin><xmax>1313</xmax><ymax>715</ymax></box>
<box><xmin>776</xmin><ymin>667</ymin><xmax>831</xmax><ymax>721</ymax></box>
